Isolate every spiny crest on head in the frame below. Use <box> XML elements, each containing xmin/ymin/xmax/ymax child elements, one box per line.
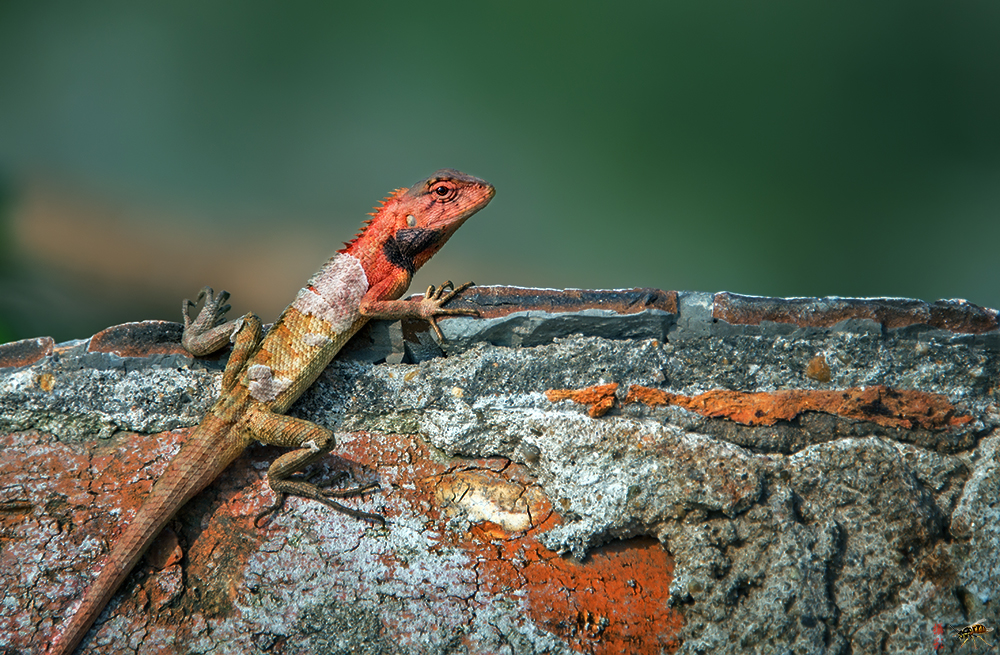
<box><xmin>338</xmin><ymin>187</ymin><xmax>407</xmax><ymax>252</ymax></box>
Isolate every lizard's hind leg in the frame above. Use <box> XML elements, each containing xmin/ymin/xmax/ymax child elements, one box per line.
<box><xmin>247</xmin><ymin>409</ymin><xmax>384</xmax><ymax>526</ymax></box>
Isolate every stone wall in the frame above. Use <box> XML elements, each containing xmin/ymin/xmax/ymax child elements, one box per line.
<box><xmin>1</xmin><ymin>287</ymin><xmax>997</xmax><ymax>654</ymax></box>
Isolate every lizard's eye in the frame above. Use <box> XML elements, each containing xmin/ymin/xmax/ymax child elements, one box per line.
<box><xmin>430</xmin><ymin>182</ymin><xmax>457</xmax><ymax>201</ymax></box>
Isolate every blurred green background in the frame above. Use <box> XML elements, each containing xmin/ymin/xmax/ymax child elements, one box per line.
<box><xmin>1</xmin><ymin>2</ymin><xmax>998</xmax><ymax>344</ymax></box>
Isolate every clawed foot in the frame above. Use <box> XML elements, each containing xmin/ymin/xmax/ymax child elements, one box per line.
<box><xmin>254</xmin><ymin>476</ymin><xmax>385</xmax><ymax>527</ymax></box>
<box><xmin>183</xmin><ymin>286</ymin><xmax>232</xmax><ymax>333</ymax></box>
<box><xmin>182</xmin><ymin>287</ymin><xmax>236</xmax><ymax>355</ymax></box>
<box><xmin>420</xmin><ymin>281</ymin><xmax>479</xmax><ymax>341</ymax></box>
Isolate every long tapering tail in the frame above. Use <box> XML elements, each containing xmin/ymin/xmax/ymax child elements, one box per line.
<box><xmin>48</xmin><ymin>421</ymin><xmax>240</xmax><ymax>654</ymax></box>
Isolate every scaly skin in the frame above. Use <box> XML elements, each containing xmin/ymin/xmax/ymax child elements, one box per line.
<box><xmin>48</xmin><ymin>169</ymin><xmax>495</xmax><ymax>655</ymax></box>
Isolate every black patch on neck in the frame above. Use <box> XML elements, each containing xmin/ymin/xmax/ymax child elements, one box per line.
<box><xmin>383</xmin><ymin>228</ymin><xmax>441</xmax><ymax>275</ymax></box>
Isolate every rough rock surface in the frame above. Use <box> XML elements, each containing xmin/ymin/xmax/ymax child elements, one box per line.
<box><xmin>0</xmin><ymin>287</ymin><xmax>997</xmax><ymax>654</ymax></box>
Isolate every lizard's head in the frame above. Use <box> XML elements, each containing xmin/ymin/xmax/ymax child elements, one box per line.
<box><xmin>342</xmin><ymin>169</ymin><xmax>495</xmax><ymax>275</ymax></box>
<box><xmin>404</xmin><ymin>169</ymin><xmax>495</xmax><ymax>229</ymax></box>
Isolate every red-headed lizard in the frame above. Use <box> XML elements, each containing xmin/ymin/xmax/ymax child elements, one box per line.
<box><xmin>48</xmin><ymin>169</ymin><xmax>495</xmax><ymax>654</ymax></box>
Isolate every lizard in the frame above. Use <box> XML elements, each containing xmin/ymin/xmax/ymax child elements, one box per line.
<box><xmin>47</xmin><ymin>169</ymin><xmax>495</xmax><ymax>655</ymax></box>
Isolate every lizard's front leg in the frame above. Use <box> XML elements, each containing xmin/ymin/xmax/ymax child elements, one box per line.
<box><xmin>183</xmin><ymin>286</ymin><xmax>263</xmax><ymax>392</ymax></box>
<box><xmin>182</xmin><ymin>286</ymin><xmax>243</xmax><ymax>356</ymax></box>
<box><xmin>245</xmin><ymin>408</ymin><xmax>383</xmax><ymax>526</ymax></box>
<box><xmin>361</xmin><ymin>280</ymin><xmax>479</xmax><ymax>341</ymax></box>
